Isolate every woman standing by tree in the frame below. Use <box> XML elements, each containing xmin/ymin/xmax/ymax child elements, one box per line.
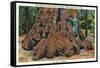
<box><xmin>70</xmin><ymin>9</ymin><xmax>79</xmax><ymax>37</ymax></box>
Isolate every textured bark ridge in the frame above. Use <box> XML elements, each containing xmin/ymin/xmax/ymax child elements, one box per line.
<box><xmin>32</xmin><ymin>31</ymin><xmax>80</xmax><ymax>60</ymax></box>
<box><xmin>22</xmin><ymin>8</ymin><xmax>56</xmax><ymax>50</ymax></box>
<box><xmin>22</xmin><ymin>8</ymin><xmax>93</xmax><ymax>60</ymax></box>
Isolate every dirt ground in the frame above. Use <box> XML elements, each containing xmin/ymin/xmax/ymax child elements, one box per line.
<box><xmin>18</xmin><ymin>35</ymin><xmax>95</xmax><ymax>62</ymax></box>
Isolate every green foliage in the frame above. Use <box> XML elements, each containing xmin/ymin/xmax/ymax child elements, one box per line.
<box><xmin>77</xmin><ymin>10</ymin><xmax>95</xmax><ymax>34</ymax></box>
<box><xmin>19</xmin><ymin>6</ymin><xmax>25</xmax><ymax>35</ymax></box>
<box><xmin>19</xmin><ymin>6</ymin><xmax>38</xmax><ymax>35</ymax></box>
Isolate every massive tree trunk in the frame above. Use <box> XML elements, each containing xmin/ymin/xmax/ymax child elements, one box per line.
<box><xmin>22</xmin><ymin>8</ymin><xmax>93</xmax><ymax>60</ymax></box>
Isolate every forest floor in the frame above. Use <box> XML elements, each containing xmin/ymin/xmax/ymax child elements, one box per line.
<box><xmin>18</xmin><ymin>35</ymin><xmax>95</xmax><ymax>62</ymax></box>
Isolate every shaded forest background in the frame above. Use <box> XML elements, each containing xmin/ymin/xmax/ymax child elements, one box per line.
<box><xmin>19</xmin><ymin>6</ymin><xmax>95</xmax><ymax>39</ymax></box>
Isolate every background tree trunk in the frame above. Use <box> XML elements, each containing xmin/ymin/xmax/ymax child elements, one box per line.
<box><xmin>85</xmin><ymin>10</ymin><xmax>88</xmax><ymax>37</ymax></box>
<box><xmin>24</xmin><ymin>7</ymin><xmax>30</xmax><ymax>34</ymax></box>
